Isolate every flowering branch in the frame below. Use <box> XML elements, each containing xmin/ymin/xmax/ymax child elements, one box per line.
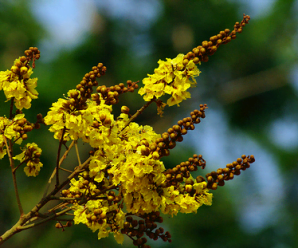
<box><xmin>0</xmin><ymin>15</ymin><xmax>254</xmax><ymax>248</ymax></box>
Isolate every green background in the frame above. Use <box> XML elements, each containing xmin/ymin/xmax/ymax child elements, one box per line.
<box><xmin>0</xmin><ymin>0</ymin><xmax>297</xmax><ymax>247</ymax></box>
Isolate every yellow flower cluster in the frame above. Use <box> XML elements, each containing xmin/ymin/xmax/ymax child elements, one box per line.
<box><xmin>0</xmin><ymin>117</ymin><xmax>10</xmax><ymax>159</ymax></box>
<box><xmin>0</xmin><ymin>16</ymin><xmax>253</xmax><ymax>247</ymax></box>
<box><xmin>138</xmin><ymin>54</ymin><xmax>200</xmax><ymax>107</ymax></box>
<box><xmin>0</xmin><ymin>49</ymin><xmax>211</xmax><ymax>245</ymax></box>
<box><xmin>0</xmin><ymin>58</ymin><xmax>38</xmax><ymax>110</ymax></box>
<box><xmin>72</xmin><ymin>198</ymin><xmax>126</xmax><ymax>243</ymax></box>
<box><xmin>49</xmin><ymin>92</ymin><xmax>212</xmax><ymax>241</ymax></box>
<box><xmin>44</xmin><ymin>90</ymin><xmax>114</xmax><ymax>144</ymax></box>
<box><xmin>13</xmin><ymin>142</ymin><xmax>43</xmax><ymax>177</ymax></box>
<box><xmin>0</xmin><ymin>114</ymin><xmax>27</xmax><ymax>159</ymax></box>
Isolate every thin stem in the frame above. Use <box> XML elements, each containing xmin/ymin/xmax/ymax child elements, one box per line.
<box><xmin>18</xmin><ymin>207</ymin><xmax>72</xmax><ymax>230</ymax></box>
<box><xmin>50</xmin><ymin>196</ymin><xmax>77</xmax><ymax>201</ymax></box>
<box><xmin>46</xmin><ymin>140</ymin><xmax>75</xmax><ymax>188</ymax></box>
<box><xmin>0</xmin><ymin>155</ymin><xmax>92</xmax><ymax>245</ymax></box>
<box><xmin>59</xmin><ymin>140</ymin><xmax>75</xmax><ymax>166</ymax></box>
<box><xmin>120</xmin><ymin>97</ymin><xmax>155</xmax><ymax>132</ymax></box>
<box><xmin>55</xmin><ymin>127</ymin><xmax>66</xmax><ymax>188</ymax></box>
<box><xmin>52</xmin><ymin>218</ymin><xmax>74</xmax><ymax>221</ymax></box>
<box><xmin>59</xmin><ymin>167</ymin><xmax>73</xmax><ymax>173</ymax></box>
<box><xmin>74</xmin><ymin>141</ymin><xmax>81</xmax><ymax>166</ymax></box>
<box><xmin>48</xmin><ymin>202</ymin><xmax>69</xmax><ymax>213</ymax></box>
<box><xmin>12</xmin><ymin>159</ymin><xmax>29</xmax><ymax>173</ymax></box>
<box><xmin>3</xmin><ymin>136</ymin><xmax>23</xmax><ymax>216</ymax></box>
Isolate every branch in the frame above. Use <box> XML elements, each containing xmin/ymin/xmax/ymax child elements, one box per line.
<box><xmin>3</xmin><ymin>136</ymin><xmax>23</xmax><ymax>216</ymax></box>
<box><xmin>43</xmin><ymin>140</ymin><xmax>75</xmax><ymax>197</ymax></box>
<box><xmin>120</xmin><ymin>97</ymin><xmax>155</xmax><ymax>132</ymax></box>
<box><xmin>0</xmin><ymin>155</ymin><xmax>92</xmax><ymax>245</ymax></box>
<box><xmin>74</xmin><ymin>141</ymin><xmax>81</xmax><ymax>166</ymax></box>
<box><xmin>55</xmin><ymin>127</ymin><xmax>66</xmax><ymax>188</ymax></box>
<box><xmin>18</xmin><ymin>207</ymin><xmax>72</xmax><ymax>231</ymax></box>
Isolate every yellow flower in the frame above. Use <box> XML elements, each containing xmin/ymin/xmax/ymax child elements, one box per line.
<box><xmin>13</xmin><ymin>142</ymin><xmax>43</xmax><ymax>177</ymax></box>
<box><xmin>0</xmin><ymin>116</ymin><xmax>11</xmax><ymax>159</ymax></box>
<box><xmin>3</xmin><ymin>114</ymin><xmax>24</xmax><ymax>145</ymax></box>
<box><xmin>113</xmin><ymin>232</ymin><xmax>124</xmax><ymax>244</ymax></box>
<box><xmin>138</xmin><ymin>54</ymin><xmax>200</xmax><ymax>107</ymax></box>
<box><xmin>44</xmin><ymin>91</ymin><xmax>115</xmax><ymax>142</ymax></box>
<box><xmin>0</xmin><ymin>58</ymin><xmax>39</xmax><ymax>110</ymax></box>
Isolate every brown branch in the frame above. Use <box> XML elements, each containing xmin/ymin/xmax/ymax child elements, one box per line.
<box><xmin>3</xmin><ymin>136</ymin><xmax>23</xmax><ymax>216</ymax></box>
<box><xmin>74</xmin><ymin>141</ymin><xmax>81</xmax><ymax>166</ymax></box>
<box><xmin>12</xmin><ymin>159</ymin><xmax>29</xmax><ymax>173</ymax></box>
<box><xmin>18</xmin><ymin>207</ymin><xmax>72</xmax><ymax>230</ymax></box>
<box><xmin>47</xmin><ymin>140</ymin><xmax>75</xmax><ymax>184</ymax></box>
<box><xmin>59</xmin><ymin>167</ymin><xmax>73</xmax><ymax>173</ymax></box>
<box><xmin>0</xmin><ymin>155</ymin><xmax>92</xmax><ymax>245</ymax></box>
<box><xmin>55</xmin><ymin>127</ymin><xmax>66</xmax><ymax>188</ymax></box>
<box><xmin>43</xmin><ymin>140</ymin><xmax>75</xmax><ymax>198</ymax></box>
<box><xmin>120</xmin><ymin>97</ymin><xmax>155</xmax><ymax>132</ymax></box>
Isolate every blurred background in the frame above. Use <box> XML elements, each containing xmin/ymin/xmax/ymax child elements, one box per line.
<box><xmin>0</xmin><ymin>0</ymin><xmax>297</xmax><ymax>247</ymax></box>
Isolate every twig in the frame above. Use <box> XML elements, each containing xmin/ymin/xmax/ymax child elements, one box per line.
<box><xmin>74</xmin><ymin>141</ymin><xmax>81</xmax><ymax>166</ymax></box>
<box><xmin>59</xmin><ymin>167</ymin><xmax>73</xmax><ymax>173</ymax></box>
<box><xmin>48</xmin><ymin>202</ymin><xmax>69</xmax><ymax>213</ymax></box>
<box><xmin>3</xmin><ymin>136</ymin><xmax>23</xmax><ymax>216</ymax></box>
<box><xmin>120</xmin><ymin>97</ymin><xmax>155</xmax><ymax>132</ymax></box>
<box><xmin>0</xmin><ymin>155</ymin><xmax>92</xmax><ymax>244</ymax></box>
<box><xmin>47</xmin><ymin>140</ymin><xmax>75</xmax><ymax>184</ymax></box>
<box><xmin>43</xmin><ymin>139</ymin><xmax>76</xmax><ymax>198</ymax></box>
<box><xmin>55</xmin><ymin>127</ymin><xmax>66</xmax><ymax>188</ymax></box>
<box><xmin>18</xmin><ymin>207</ymin><xmax>72</xmax><ymax>230</ymax></box>
<box><xmin>12</xmin><ymin>159</ymin><xmax>29</xmax><ymax>173</ymax></box>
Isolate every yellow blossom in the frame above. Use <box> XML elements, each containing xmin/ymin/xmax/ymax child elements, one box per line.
<box><xmin>0</xmin><ymin>58</ymin><xmax>38</xmax><ymax>110</ymax></box>
<box><xmin>0</xmin><ymin>116</ymin><xmax>11</xmax><ymax>159</ymax></box>
<box><xmin>138</xmin><ymin>53</ymin><xmax>200</xmax><ymax>107</ymax></box>
<box><xmin>3</xmin><ymin>114</ymin><xmax>24</xmax><ymax>145</ymax></box>
<box><xmin>13</xmin><ymin>142</ymin><xmax>43</xmax><ymax>177</ymax></box>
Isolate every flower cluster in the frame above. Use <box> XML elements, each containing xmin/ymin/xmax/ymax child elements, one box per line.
<box><xmin>138</xmin><ymin>54</ymin><xmax>200</xmax><ymax>107</ymax></box>
<box><xmin>0</xmin><ymin>114</ymin><xmax>26</xmax><ymax>158</ymax></box>
<box><xmin>44</xmin><ymin>90</ymin><xmax>114</xmax><ymax>142</ymax></box>
<box><xmin>56</xmin><ymin>106</ymin><xmax>212</xmax><ymax>242</ymax></box>
<box><xmin>0</xmin><ymin>14</ymin><xmax>254</xmax><ymax>248</ymax></box>
<box><xmin>0</xmin><ymin>47</ymin><xmax>40</xmax><ymax>110</ymax></box>
<box><xmin>0</xmin><ymin>116</ymin><xmax>11</xmax><ymax>158</ymax></box>
<box><xmin>0</xmin><ymin>47</ymin><xmax>43</xmax><ymax>177</ymax></box>
<box><xmin>13</xmin><ymin>142</ymin><xmax>43</xmax><ymax>177</ymax></box>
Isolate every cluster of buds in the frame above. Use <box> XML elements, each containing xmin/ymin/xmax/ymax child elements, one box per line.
<box><xmin>205</xmin><ymin>155</ymin><xmax>255</xmax><ymax>190</ymax></box>
<box><xmin>10</xmin><ymin>47</ymin><xmax>40</xmax><ymax>75</ymax></box>
<box><xmin>183</xmin><ymin>14</ymin><xmax>250</xmax><ymax>64</ymax></box>
<box><xmin>86</xmin><ymin>208</ymin><xmax>108</xmax><ymax>225</ymax></box>
<box><xmin>12</xmin><ymin>116</ymin><xmax>37</xmax><ymax>140</ymax></box>
<box><xmin>121</xmin><ymin>211</ymin><xmax>171</xmax><ymax>248</ymax></box>
<box><xmin>24</xmin><ymin>47</ymin><xmax>40</xmax><ymax>68</ymax></box>
<box><xmin>94</xmin><ymin>80</ymin><xmax>139</xmax><ymax>105</ymax></box>
<box><xmin>163</xmin><ymin>154</ymin><xmax>206</xmax><ymax>187</ymax></box>
<box><xmin>148</xmin><ymin>104</ymin><xmax>207</xmax><ymax>159</ymax></box>
<box><xmin>71</xmin><ymin>63</ymin><xmax>107</xmax><ymax>108</ymax></box>
<box><xmin>23</xmin><ymin>144</ymin><xmax>41</xmax><ymax>163</ymax></box>
<box><xmin>35</xmin><ymin>113</ymin><xmax>44</xmax><ymax>129</ymax></box>
<box><xmin>61</xmin><ymin>188</ymin><xmax>83</xmax><ymax>201</ymax></box>
<box><xmin>55</xmin><ymin>221</ymin><xmax>72</xmax><ymax>230</ymax></box>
